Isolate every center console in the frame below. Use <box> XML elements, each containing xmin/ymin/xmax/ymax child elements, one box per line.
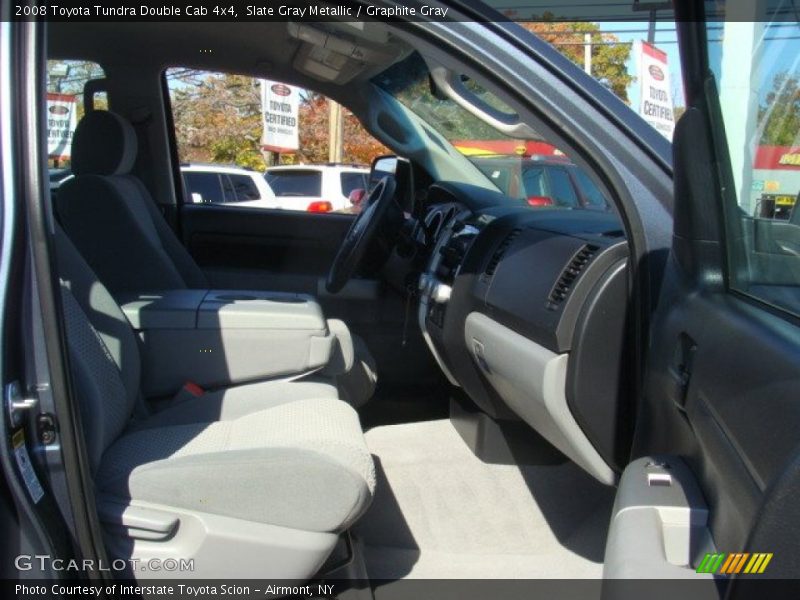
<box><xmin>119</xmin><ymin>290</ymin><xmax>336</xmax><ymax>397</ymax></box>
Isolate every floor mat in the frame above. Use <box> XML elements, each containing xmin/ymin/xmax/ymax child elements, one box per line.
<box><xmin>355</xmin><ymin>419</ymin><xmax>615</xmax><ymax>579</ymax></box>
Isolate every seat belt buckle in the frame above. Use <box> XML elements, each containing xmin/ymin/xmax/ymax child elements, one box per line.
<box><xmin>183</xmin><ymin>381</ymin><xmax>205</xmax><ymax>398</ymax></box>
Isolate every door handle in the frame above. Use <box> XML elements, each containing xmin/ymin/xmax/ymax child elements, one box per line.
<box><xmin>670</xmin><ymin>333</ymin><xmax>697</xmax><ymax>412</ymax></box>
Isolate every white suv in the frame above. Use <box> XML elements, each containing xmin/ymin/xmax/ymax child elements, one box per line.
<box><xmin>264</xmin><ymin>164</ymin><xmax>369</xmax><ymax>213</ymax></box>
<box><xmin>181</xmin><ymin>164</ymin><xmax>277</xmax><ymax>209</ymax></box>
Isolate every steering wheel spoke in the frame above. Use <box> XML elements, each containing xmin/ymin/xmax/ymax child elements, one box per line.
<box><xmin>326</xmin><ymin>177</ymin><xmax>399</xmax><ymax>293</ymax></box>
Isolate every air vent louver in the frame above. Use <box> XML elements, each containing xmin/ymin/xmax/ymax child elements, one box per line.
<box><xmin>484</xmin><ymin>228</ymin><xmax>522</xmax><ymax>278</ymax></box>
<box><xmin>547</xmin><ymin>244</ymin><xmax>599</xmax><ymax>310</ymax></box>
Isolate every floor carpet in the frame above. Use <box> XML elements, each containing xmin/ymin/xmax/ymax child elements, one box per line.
<box><xmin>354</xmin><ymin>419</ymin><xmax>615</xmax><ymax>579</ymax></box>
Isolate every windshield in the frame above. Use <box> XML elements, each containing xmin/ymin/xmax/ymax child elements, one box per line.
<box><xmin>373</xmin><ymin>52</ymin><xmax>611</xmax><ymax>212</ymax></box>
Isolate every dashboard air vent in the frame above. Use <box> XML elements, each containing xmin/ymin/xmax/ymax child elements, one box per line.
<box><xmin>484</xmin><ymin>228</ymin><xmax>521</xmax><ymax>278</ymax></box>
<box><xmin>547</xmin><ymin>244</ymin><xmax>599</xmax><ymax>310</ymax></box>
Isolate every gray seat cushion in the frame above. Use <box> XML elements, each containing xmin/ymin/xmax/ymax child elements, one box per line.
<box><xmin>98</xmin><ymin>397</ymin><xmax>375</xmax><ymax>533</ymax></box>
<box><xmin>135</xmin><ymin>378</ymin><xmax>340</xmax><ymax>429</ymax></box>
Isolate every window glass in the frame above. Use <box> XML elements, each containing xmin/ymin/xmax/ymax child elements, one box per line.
<box><xmin>46</xmin><ymin>60</ymin><xmax>105</xmax><ymax>171</ymax></box>
<box><xmin>220</xmin><ymin>175</ymin><xmax>236</xmax><ymax>203</ymax></box>
<box><xmin>165</xmin><ymin>68</ymin><xmax>388</xmax><ymax>213</ymax></box>
<box><xmin>228</xmin><ymin>174</ymin><xmax>261</xmax><ymax>201</ymax></box>
<box><xmin>374</xmin><ymin>53</ymin><xmax>616</xmax><ymax>214</ymax></box>
<box><xmin>265</xmin><ymin>170</ymin><xmax>322</xmax><ymax>197</ymax></box>
<box><xmin>340</xmin><ymin>172</ymin><xmax>368</xmax><ymax>197</ymax></box>
<box><xmin>549</xmin><ymin>168</ymin><xmax>579</xmax><ymax>207</ymax></box>
<box><xmin>706</xmin><ymin>13</ymin><xmax>800</xmax><ymax>316</ymax></box>
<box><xmin>183</xmin><ymin>172</ymin><xmax>224</xmax><ymax>204</ymax></box>
<box><xmin>572</xmin><ymin>168</ymin><xmax>609</xmax><ymax>208</ymax></box>
<box><xmin>522</xmin><ymin>166</ymin><xmax>547</xmax><ymax>197</ymax></box>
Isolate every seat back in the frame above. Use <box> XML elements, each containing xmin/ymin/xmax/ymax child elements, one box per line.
<box><xmin>55</xmin><ymin>225</ymin><xmax>143</xmax><ymax>472</ymax></box>
<box><xmin>55</xmin><ymin>110</ymin><xmax>207</xmax><ymax>295</ymax></box>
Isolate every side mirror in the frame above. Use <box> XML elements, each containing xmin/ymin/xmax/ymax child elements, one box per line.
<box><xmin>368</xmin><ymin>155</ymin><xmax>398</xmax><ymax>191</ymax></box>
<box><xmin>526</xmin><ymin>195</ymin><xmax>554</xmax><ymax>207</ymax></box>
<box><xmin>191</xmin><ymin>192</ymin><xmax>205</xmax><ymax>204</ymax></box>
<box><xmin>348</xmin><ymin>188</ymin><xmax>367</xmax><ymax>212</ymax></box>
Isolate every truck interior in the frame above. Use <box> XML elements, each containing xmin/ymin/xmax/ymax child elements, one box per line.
<box><xmin>3</xmin><ymin>2</ymin><xmax>799</xmax><ymax>596</ymax></box>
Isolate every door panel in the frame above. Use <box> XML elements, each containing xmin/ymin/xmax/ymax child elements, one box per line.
<box><xmin>180</xmin><ymin>203</ymin><xmax>440</xmax><ymax>386</ymax></box>
<box><xmin>180</xmin><ymin>203</ymin><xmax>389</xmax><ymax>324</ymax></box>
<box><xmin>181</xmin><ymin>204</ymin><xmax>352</xmax><ymax>289</ymax></box>
<box><xmin>624</xmin><ymin>5</ymin><xmax>800</xmax><ymax>582</ymax></box>
<box><xmin>639</xmin><ymin>274</ymin><xmax>800</xmax><ymax>553</ymax></box>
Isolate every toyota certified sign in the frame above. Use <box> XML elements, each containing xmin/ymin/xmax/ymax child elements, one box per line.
<box><xmin>648</xmin><ymin>65</ymin><xmax>665</xmax><ymax>81</ymax></box>
<box><xmin>260</xmin><ymin>79</ymin><xmax>300</xmax><ymax>152</ymax></box>
<box><xmin>638</xmin><ymin>41</ymin><xmax>675</xmax><ymax>140</ymax></box>
<box><xmin>271</xmin><ymin>83</ymin><xmax>291</xmax><ymax>97</ymax></box>
<box><xmin>46</xmin><ymin>93</ymin><xmax>78</xmax><ymax>160</ymax></box>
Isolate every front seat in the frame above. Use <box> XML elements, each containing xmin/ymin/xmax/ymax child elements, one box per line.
<box><xmin>55</xmin><ymin>110</ymin><xmax>376</xmax><ymax>407</ymax></box>
<box><xmin>55</xmin><ymin>225</ymin><xmax>375</xmax><ymax>579</ymax></box>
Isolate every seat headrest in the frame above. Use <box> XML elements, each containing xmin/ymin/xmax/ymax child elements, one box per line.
<box><xmin>71</xmin><ymin>111</ymin><xmax>137</xmax><ymax>176</ymax></box>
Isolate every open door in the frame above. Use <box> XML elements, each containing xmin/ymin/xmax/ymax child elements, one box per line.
<box><xmin>604</xmin><ymin>0</ymin><xmax>800</xmax><ymax>590</ymax></box>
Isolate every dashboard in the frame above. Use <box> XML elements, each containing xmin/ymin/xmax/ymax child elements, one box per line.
<box><xmin>416</xmin><ymin>182</ymin><xmax>630</xmax><ymax>485</ymax></box>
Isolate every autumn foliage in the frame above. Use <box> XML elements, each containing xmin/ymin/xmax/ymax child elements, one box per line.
<box><xmin>294</xmin><ymin>93</ymin><xmax>390</xmax><ymax>165</ymax></box>
<box><xmin>167</xmin><ymin>70</ymin><xmax>388</xmax><ymax>170</ymax></box>
<box><xmin>519</xmin><ymin>21</ymin><xmax>633</xmax><ymax>102</ymax></box>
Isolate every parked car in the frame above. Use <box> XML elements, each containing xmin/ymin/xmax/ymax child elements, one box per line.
<box><xmin>470</xmin><ymin>155</ymin><xmax>610</xmax><ymax>209</ymax></box>
<box><xmin>264</xmin><ymin>164</ymin><xmax>369</xmax><ymax>212</ymax></box>
<box><xmin>181</xmin><ymin>163</ymin><xmax>276</xmax><ymax>208</ymax></box>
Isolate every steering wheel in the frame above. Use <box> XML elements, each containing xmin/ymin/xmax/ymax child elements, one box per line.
<box><xmin>326</xmin><ymin>176</ymin><xmax>398</xmax><ymax>294</ymax></box>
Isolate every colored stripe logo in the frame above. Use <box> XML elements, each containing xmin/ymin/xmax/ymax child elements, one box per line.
<box><xmin>697</xmin><ymin>552</ymin><xmax>773</xmax><ymax>574</ymax></box>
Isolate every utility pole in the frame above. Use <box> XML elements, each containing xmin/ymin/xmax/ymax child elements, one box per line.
<box><xmin>328</xmin><ymin>99</ymin><xmax>344</xmax><ymax>163</ymax></box>
<box><xmin>631</xmin><ymin>1</ymin><xmax>672</xmax><ymax>44</ymax></box>
<box><xmin>583</xmin><ymin>33</ymin><xmax>592</xmax><ymax>75</ymax></box>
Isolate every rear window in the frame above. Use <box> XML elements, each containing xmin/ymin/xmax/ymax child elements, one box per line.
<box><xmin>340</xmin><ymin>172</ymin><xmax>367</xmax><ymax>197</ymax></box>
<box><xmin>265</xmin><ymin>170</ymin><xmax>322</xmax><ymax>197</ymax></box>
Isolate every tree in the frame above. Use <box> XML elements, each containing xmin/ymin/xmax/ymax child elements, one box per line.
<box><xmin>519</xmin><ymin>20</ymin><xmax>634</xmax><ymax>102</ymax></box>
<box><xmin>758</xmin><ymin>72</ymin><xmax>800</xmax><ymax>146</ymax></box>
<box><xmin>46</xmin><ymin>60</ymin><xmax>107</xmax><ymax>118</ymax></box>
<box><xmin>169</xmin><ymin>71</ymin><xmax>266</xmax><ymax>170</ymax></box>
<box><xmin>168</xmin><ymin>71</ymin><xmax>387</xmax><ymax>167</ymax></box>
<box><xmin>293</xmin><ymin>92</ymin><xmax>389</xmax><ymax>164</ymax></box>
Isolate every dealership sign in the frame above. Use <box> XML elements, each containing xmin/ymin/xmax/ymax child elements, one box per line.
<box><xmin>47</xmin><ymin>93</ymin><xmax>78</xmax><ymax>160</ymax></box>
<box><xmin>636</xmin><ymin>41</ymin><xmax>675</xmax><ymax>140</ymax></box>
<box><xmin>260</xmin><ymin>79</ymin><xmax>300</xmax><ymax>152</ymax></box>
